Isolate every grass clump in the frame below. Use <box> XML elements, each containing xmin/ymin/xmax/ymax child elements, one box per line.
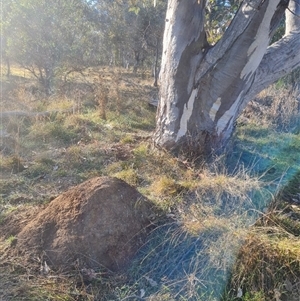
<box><xmin>6</xmin><ymin>235</ymin><xmax>17</xmax><ymax>247</ymax></box>
<box><xmin>23</xmin><ymin>162</ymin><xmax>52</xmax><ymax>179</ymax></box>
<box><xmin>114</xmin><ymin>168</ymin><xmax>140</xmax><ymax>186</ymax></box>
<box><xmin>133</xmin><ymin>142</ymin><xmax>149</xmax><ymax>157</ymax></box>
<box><xmin>0</xmin><ymin>155</ymin><xmax>26</xmax><ymax>173</ymax></box>
<box><xmin>227</xmin><ymin>232</ymin><xmax>300</xmax><ymax>301</ymax></box>
<box><xmin>150</xmin><ymin>176</ymin><xmax>182</xmax><ymax>197</ymax></box>
<box><xmin>28</xmin><ymin>121</ymin><xmax>77</xmax><ymax>146</ymax></box>
<box><xmin>121</xmin><ymin>134</ymin><xmax>135</xmax><ymax>144</ymax></box>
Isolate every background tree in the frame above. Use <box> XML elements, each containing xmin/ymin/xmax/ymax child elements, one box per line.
<box><xmin>0</xmin><ymin>0</ymin><xmax>14</xmax><ymax>77</ymax></box>
<box><xmin>205</xmin><ymin>0</ymin><xmax>242</xmax><ymax>44</ymax></box>
<box><xmin>3</xmin><ymin>0</ymin><xmax>101</xmax><ymax>94</ymax></box>
<box><xmin>127</xmin><ymin>0</ymin><xmax>166</xmax><ymax>76</ymax></box>
<box><xmin>93</xmin><ymin>0</ymin><xmax>166</xmax><ymax>75</ymax></box>
<box><xmin>1</xmin><ymin>0</ymin><xmax>166</xmax><ymax>89</ymax></box>
<box><xmin>154</xmin><ymin>0</ymin><xmax>300</xmax><ymax>156</ymax></box>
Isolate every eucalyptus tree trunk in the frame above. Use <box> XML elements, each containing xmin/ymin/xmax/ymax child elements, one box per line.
<box><xmin>154</xmin><ymin>0</ymin><xmax>300</xmax><ymax>156</ymax></box>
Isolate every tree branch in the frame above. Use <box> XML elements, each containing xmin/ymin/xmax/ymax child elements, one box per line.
<box><xmin>247</xmin><ymin>32</ymin><xmax>300</xmax><ymax>101</ymax></box>
<box><xmin>286</xmin><ymin>6</ymin><xmax>300</xmax><ymax>18</ymax></box>
<box><xmin>248</xmin><ymin>0</ymin><xmax>300</xmax><ymax>99</ymax></box>
<box><xmin>269</xmin><ymin>0</ymin><xmax>289</xmax><ymax>38</ymax></box>
<box><xmin>196</xmin><ymin>0</ymin><xmax>281</xmax><ymax>81</ymax></box>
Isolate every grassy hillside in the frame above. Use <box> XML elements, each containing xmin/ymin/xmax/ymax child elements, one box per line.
<box><xmin>0</xmin><ymin>66</ymin><xmax>299</xmax><ymax>300</ymax></box>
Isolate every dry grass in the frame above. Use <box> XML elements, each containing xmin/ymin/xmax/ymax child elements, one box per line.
<box><xmin>0</xmin><ymin>65</ymin><xmax>300</xmax><ymax>300</ymax></box>
<box><xmin>228</xmin><ymin>232</ymin><xmax>300</xmax><ymax>301</ymax></box>
<box><xmin>240</xmin><ymin>85</ymin><xmax>300</xmax><ymax>132</ymax></box>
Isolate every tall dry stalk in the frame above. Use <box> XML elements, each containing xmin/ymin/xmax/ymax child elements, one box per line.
<box><xmin>112</xmin><ymin>69</ymin><xmax>121</xmax><ymax>114</ymax></box>
<box><xmin>96</xmin><ymin>75</ymin><xmax>108</xmax><ymax>120</ymax></box>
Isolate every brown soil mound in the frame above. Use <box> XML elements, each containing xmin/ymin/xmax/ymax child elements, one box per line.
<box><xmin>15</xmin><ymin>177</ymin><xmax>153</xmax><ymax>271</ymax></box>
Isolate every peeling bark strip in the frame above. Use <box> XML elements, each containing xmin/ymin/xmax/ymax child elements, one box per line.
<box><xmin>154</xmin><ymin>0</ymin><xmax>300</xmax><ymax>156</ymax></box>
<box><xmin>176</xmin><ymin>88</ymin><xmax>198</xmax><ymax>142</ymax></box>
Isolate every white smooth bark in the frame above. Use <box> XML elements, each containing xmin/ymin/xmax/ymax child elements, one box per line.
<box><xmin>286</xmin><ymin>0</ymin><xmax>300</xmax><ymax>34</ymax></box>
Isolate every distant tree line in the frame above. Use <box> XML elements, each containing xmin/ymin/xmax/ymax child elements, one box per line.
<box><xmin>1</xmin><ymin>0</ymin><xmax>167</xmax><ymax>94</ymax></box>
<box><xmin>1</xmin><ymin>0</ymin><xmax>298</xmax><ymax>96</ymax></box>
